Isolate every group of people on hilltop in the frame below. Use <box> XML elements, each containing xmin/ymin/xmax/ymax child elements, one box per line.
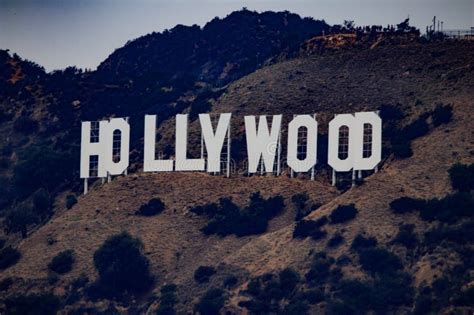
<box><xmin>328</xmin><ymin>18</ymin><xmax>419</xmax><ymax>36</ymax></box>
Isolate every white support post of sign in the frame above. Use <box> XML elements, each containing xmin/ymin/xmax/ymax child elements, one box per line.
<box><xmin>101</xmin><ymin>178</ymin><xmax>105</xmax><ymax>184</ymax></box>
<box><xmin>226</xmin><ymin>120</ymin><xmax>231</xmax><ymax>178</ymax></box>
<box><xmin>84</xmin><ymin>178</ymin><xmax>88</xmax><ymax>195</ymax></box>
<box><xmin>276</xmin><ymin>128</ymin><xmax>281</xmax><ymax>176</ymax></box>
<box><xmin>124</xmin><ymin>117</ymin><xmax>129</xmax><ymax>176</ymax></box>
<box><xmin>291</xmin><ymin>114</ymin><xmax>295</xmax><ymax>179</ymax></box>
<box><xmin>107</xmin><ymin>172</ymin><xmax>111</xmax><ymax>183</ymax></box>
<box><xmin>358</xmin><ymin>170</ymin><xmax>362</xmax><ymax>180</ymax></box>
<box><xmin>260</xmin><ymin>157</ymin><xmax>264</xmax><ymax>175</ymax></box>
<box><xmin>200</xmin><ymin>128</ymin><xmax>204</xmax><ymax>159</ymax></box>
<box><xmin>332</xmin><ymin>169</ymin><xmax>336</xmax><ymax>186</ymax></box>
<box><xmin>352</xmin><ymin>169</ymin><xmax>356</xmax><ymax>187</ymax></box>
<box><xmin>374</xmin><ymin>110</ymin><xmax>381</xmax><ymax>174</ymax></box>
<box><xmin>310</xmin><ymin>113</ymin><xmax>316</xmax><ymax>181</ymax></box>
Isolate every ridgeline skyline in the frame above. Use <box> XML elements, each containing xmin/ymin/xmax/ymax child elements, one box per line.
<box><xmin>0</xmin><ymin>0</ymin><xmax>472</xmax><ymax>71</ymax></box>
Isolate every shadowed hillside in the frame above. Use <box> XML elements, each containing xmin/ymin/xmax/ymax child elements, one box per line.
<box><xmin>0</xmin><ymin>10</ymin><xmax>473</xmax><ymax>315</ymax></box>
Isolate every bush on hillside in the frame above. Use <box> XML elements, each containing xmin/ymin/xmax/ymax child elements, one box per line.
<box><xmin>392</xmin><ymin>224</ymin><xmax>418</xmax><ymax>248</ymax></box>
<box><xmin>391</xmin><ymin>140</ymin><xmax>413</xmax><ymax>158</ymax></box>
<box><xmin>329</xmin><ymin>204</ymin><xmax>358</xmax><ymax>224</ymax></box>
<box><xmin>359</xmin><ymin>248</ymin><xmax>402</xmax><ymax>275</ymax></box>
<box><xmin>66</xmin><ymin>194</ymin><xmax>77</xmax><ymax>209</ymax></box>
<box><xmin>223</xmin><ymin>275</ymin><xmax>238</xmax><ymax>288</ymax></box>
<box><xmin>194</xmin><ymin>266</ymin><xmax>216</xmax><ymax>283</ymax></box>
<box><xmin>135</xmin><ymin>198</ymin><xmax>165</xmax><ymax>216</ymax></box>
<box><xmin>89</xmin><ymin>232</ymin><xmax>153</xmax><ymax>299</ymax></box>
<box><xmin>402</xmin><ymin>116</ymin><xmax>430</xmax><ymax>140</ymax></box>
<box><xmin>5</xmin><ymin>204</ymin><xmax>38</xmax><ymax>238</ymax></box>
<box><xmin>48</xmin><ymin>250</ymin><xmax>75</xmax><ymax>274</ymax></box>
<box><xmin>240</xmin><ymin>269</ymin><xmax>302</xmax><ymax>313</ymax></box>
<box><xmin>4</xmin><ymin>293</ymin><xmax>60</xmax><ymax>315</ymax></box>
<box><xmin>379</xmin><ymin>104</ymin><xmax>404</xmax><ymax>121</ymax></box>
<box><xmin>279</xmin><ymin>301</ymin><xmax>309</xmax><ymax>315</ymax></box>
<box><xmin>424</xmin><ymin>221</ymin><xmax>474</xmax><ymax>247</ymax></box>
<box><xmin>432</xmin><ymin>104</ymin><xmax>453</xmax><ymax>127</ymax></box>
<box><xmin>291</xmin><ymin>193</ymin><xmax>309</xmax><ymax>210</ymax></box>
<box><xmin>389</xmin><ymin>197</ymin><xmax>424</xmax><ymax>214</ymax></box>
<box><xmin>197</xmin><ymin>192</ymin><xmax>284</xmax><ymax>237</ymax></box>
<box><xmin>350</xmin><ymin>234</ymin><xmax>378</xmax><ymax>251</ymax></box>
<box><xmin>419</xmin><ymin>192</ymin><xmax>473</xmax><ymax>223</ymax></box>
<box><xmin>390</xmin><ymin>113</ymin><xmax>431</xmax><ymax>159</ymax></box>
<box><xmin>157</xmin><ymin>284</ymin><xmax>178</xmax><ymax>315</ymax></box>
<box><xmin>0</xmin><ymin>277</ymin><xmax>13</xmax><ymax>291</ymax></box>
<box><xmin>13</xmin><ymin>116</ymin><xmax>39</xmax><ymax>134</ymax></box>
<box><xmin>194</xmin><ymin>288</ymin><xmax>225</xmax><ymax>315</ymax></box>
<box><xmin>449</xmin><ymin>163</ymin><xmax>474</xmax><ymax>191</ymax></box>
<box><xmin>0</xmin><ymin>246</ymin><xmax>21</xmax><ymax>270</ymax></box>
<box><xmin>327</xmin><ymin>233</ymin><xmax>344</xmax><ymax>248</ymax></box>
<box><xmin>305</xmin><ymin>253</ymin><xmax>336</xmax><ymax>287</ymax></box>
<box><xmin>293</xmin><ymin>217</ymin><xmax>328</xmax><ymax>240</ymax></box>
<box><xmin>292</xmin><ymin>193</ymin><xmax>315</xmax><ymax>221</ymax></box>
<box><xmin>279</xmin><ymin>268</ymin><xmax>300</xmax><ymax>297</ymax></box>
<box><xmin>331</xmin><ymin>272</ymin><xmax>414</xmax><ymax>314</ymax></box>
<box><xmin>32</xmin><ymin>188</ymin><xmax>51</xmax><ymax>218</ymax></box>
<box><xmin>13</xmin><ymin>145</ymin><xmax>74</xmax><ymax>199</ymax></box>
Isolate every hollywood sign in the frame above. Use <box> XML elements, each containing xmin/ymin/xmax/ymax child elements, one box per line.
<box><xmin>80</xmin><ymin>112</ymin><xmax>381</xmax><ymax>192</ymax></box>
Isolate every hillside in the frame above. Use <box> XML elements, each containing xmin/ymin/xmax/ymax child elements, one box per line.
<box><xmin>0</xmin><ymin>11</ymin><xmax>473</xmax><ymax>315</ymax></box>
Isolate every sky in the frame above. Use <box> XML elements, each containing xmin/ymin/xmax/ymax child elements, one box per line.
<box><xmin>0</xmin><ymin>0</ymin><xmax>472</xmax><ymax>72</ymax></box>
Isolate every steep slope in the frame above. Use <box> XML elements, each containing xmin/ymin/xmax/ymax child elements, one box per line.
<box><xmin>1</xmin><ymin>36</ymin><xmax>473</xmax><ymax>314</ymax></box>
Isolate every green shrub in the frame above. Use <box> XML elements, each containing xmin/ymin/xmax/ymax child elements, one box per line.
<box><xmin>13</xmin><ymin>145</ymin><xmax>74</xmax><ymax>199</ymax></box>
<box><xmin>327</xmin><ymin>233</ymin><xmax>344</xmax><ymax>248</ymax></box>
<box><xmin>194</xmin><ymin>288</ymin><xmax>225</xmax><ymax>315</ymax></box>
<box><xmin>48</xmin><ymin>250</ymin><xmax>75</xmax><ymax>274</ymax></box>
<box><xmin>279</xmin><ymin>300</ymin><xmax>309</xmax><ymax>315</ymax></box>
<box><xmin>402</xmin><ymin>116</ymin><xmax>430</xmax><ymax>140</ymax></box>
<box><xmin>392</xmin><ymin>224</ymin><xmax>418</xmax><ymax>248</ymax></box>
<box><xmin>4</xmin><ymin>293</ymin><xmax>60</xmax><ymax>315</ymax></box>
<box><xmin>329</xmin><ymin>204</ymin><xmax>358</xmax><ymax>224</ymax></box>
<box><xmin>449</xmin><ymin>163</ymin><xmax>474</xmax><ymax>191</ymax></box>
<box><xmin>350</xmin><ymin>234</ymin><xmax>378</xmax><ymax>251</ymax></box>
<box><xmin>293</xmin><ymin>217</ymin><xmax>327</xmax><ymax>240</ymax></box>
<box><xmin>391</xmin><ymin>140</ymin><xmax>413</xmax><ymax>158</ymax></box>
<box><xmin>359</xmin><ymin>248</ymin><xmax>402</xmax><ymax>275</ymax></box>
<box><xmin>135</xmin><ymin>198</ymin><xmax>165</xmax><ymax>216</ymax></box>
<box><xmin>223</xmin><ymin>275</ymin><xmax>238</xmax><ymax>288</ymax></box>
<box><xmin>332</xmin><ymin>273</ymin><xmax>414</xmax><ymax>314</ymax></box>
<box><xmin>424</xmin><ymin>221</ymin><xmax>474</xmax><ymax>247</ymax></box>
<box><xmin>305</xmin><ymin>253</ymin><xmax>334</xmax><ymax>285</ymax></box>
<box><xmin>158</xmin><ymin>284</ymin><xmax>177</xmax><ymax>315</ymax></box>
<box><xmin>0</xmin><ymin>277</ymin><xmax>13</xmax><ymax>291</ymax></box>
<box><xmin>198</xmin><ymin>193</ymin><xmax>284</xmax><ymax>237</ymax></box>
<box><xmin>32</xmin><ymin>188</ymin><xmax>51</xmax><ymax>218</ymax></box>
<box><xmin>278</xmin><ymin>268</ymin><xmax>300</xmax><ymax>297</ymax></box>
<box><xmin>48</xmin><ymin>272</ymin><xmax>59</xmax><ymax>285</ymax></box>
<box><xmin>66</xmin><ymin>194</ymin><xmax>77</xmax><ymax>209</ymax></box>
<box><xmin>0</xmin><ymin>246</ymin><xmax>21</xmax><ymax>270</ymax></box>
<box><xmin>13</xmin><ymin>116</ymin><xmax>39</xmax><ymax>134</ymax></box>
<box><xmin>5</xmin><ymin>204</ymin><xmax>38</xmax><ymax>238</ymax></box>
<box><xmin>194</xmin><ymin>266</ymin><xmax>216</xmax><ymax>283</ymax></box>
<box><xmin>432</xmin><ymin>104</ymin><xmax>452</xmax><ymax>127</ymax></box>
<box><xmin>291</xmin><ymin>193</ymin><xmax>309</xmax><ymax>210</ymax></box>
<box><xmin>389</xmin><ymin>197</ymin><xmax>424</xmax><ymax>214</ymax></box>
<box><xmin>299</xmin><ymin>289</ymin><xmax>324</xmax><ymax>304</ymax></box>
<box><xmin>379</xmin><ymin>104</ymin><xmax>404</xmax><ymax>121</ymax></box>
<box><xmin>292</xmin><ymin>193</ymin><xmax>311</xmax><ymax>221</ymax></box>
<box><xmin>90</xmin><ymin>231</ymin><xmax>153</xmax><ymax>299</ymax></box>
<box><xmin>419</xmin><ymin>192</ymin><xmax>473</xmax><ymax>222</ymax></box>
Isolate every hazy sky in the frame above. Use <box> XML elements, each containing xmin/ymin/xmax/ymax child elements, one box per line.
<box><xmin>0</xmin><ymin>0</ymin><xmax>472</xmax><ymax>72</ymax></box>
